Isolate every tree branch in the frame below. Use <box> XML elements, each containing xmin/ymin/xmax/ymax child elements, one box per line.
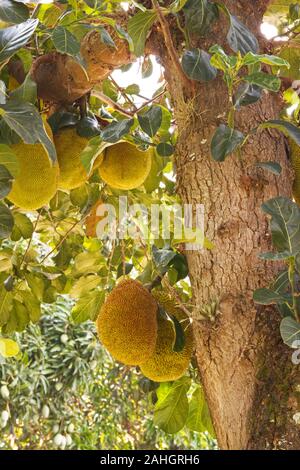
<box><xmin>152</xmin><ymin>0</ymin><xmax>192</xmax><ymax>89</ymax></box>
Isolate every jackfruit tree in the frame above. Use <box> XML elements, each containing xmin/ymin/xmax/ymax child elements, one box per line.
<box><xmin>1</xmin><ymin>0</ymin><xmax>300</xmax><ymax>451</ymax></box>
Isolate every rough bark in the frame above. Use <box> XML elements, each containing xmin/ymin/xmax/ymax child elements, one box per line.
<box><xmin>153</xmin><ymin>0</ymin><xmax>300</xmax><ymax>449</ymax></box>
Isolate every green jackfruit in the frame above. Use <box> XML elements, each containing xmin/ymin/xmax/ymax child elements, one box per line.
<box><xmin>7</xmin><ymin>123</ymin><xmax>59</xmax><ymax>210</ymax></box>
<box><xmin>140</xmin><ymin>291</ymin><xmax>193</xmax><ymax>382</ymax></box>
<box><xmin>96</xmin><ymin>279</ymin><xmax>158</xmax><ymax>365</ymax></box>
<box><xmin>99</xmin><ymin>143</ymin><xmax>152</xmax><ymax>190</ymax></box>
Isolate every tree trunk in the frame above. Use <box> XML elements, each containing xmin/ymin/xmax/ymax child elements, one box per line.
<box><xmin>153</xmin><ymin>0</ymin><xmax>300</xmax><ymax>449</ymax></box>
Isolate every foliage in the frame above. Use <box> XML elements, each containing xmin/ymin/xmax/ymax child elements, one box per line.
<box><xmin>0</xmin><ymin>0</ymin><xmax>300</xmax><ymax>449</ymax></box>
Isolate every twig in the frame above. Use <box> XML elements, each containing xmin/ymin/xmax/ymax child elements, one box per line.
<box><xmin>91</xmin><ymin>89</ymin><xmax>134</xmax><ymax>118</ymax></box>
<box><xmin>135</xmin><ymin>88</ymin><xmax>166</xmax><ymax>113</ymax></box>
<box><xmin>152</xmin><ymin>0</ymin><xmax>191</xmax><ymax>89</ymax></box>
<box><xmin>109</xmin><ymin>76</ymin><xmax>138</xmax><ymax>112</ymax></box>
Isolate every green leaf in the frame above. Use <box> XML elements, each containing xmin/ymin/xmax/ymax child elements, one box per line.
<box><xmin>261</xmin><ymin>196</ymin><xmax>300</xmax><ymax>255</ymax></box>
<box><xmin>154</xmin><ymin>377</ymin><xmax>191</xmax><ymax>434</ymax></box>
<box><xmin>125</xmin><ymin>84</ymin><xmax>140</xmax><ymax>95</ymax></box>
<box><xmin>258</xmin><ymin>250</ymin><xmax>292</xmax><ymax>261</ymax></box>
<box><xmin>182</xmin><ymin>49</ymin><xmax>217</xmax><ymax>82</ymax></box>
<box><xmin>234</xmin><ymin>83</ymin><xmax>262</xmax><ymax>108</ymax></box>
<box><xmin>186</xmin><ymin>386</ymin><xmax>214</xmax><ymax>435</ymax></box>
<box><xmin>0</xmin><ymin>0</ymin><xmax>29</xmax><ymax>24</ymax></box>
<box><xmin>256</xmin><ymin>161</ymin><xmax>282</xmax><ymax>175</ymax></box>
<box><xmin>243</xmin><ymin>52</ymin><xmax>289</xmax><ymax>67</ymax></box>
<box><xmin>71</xmin><ymin>290</ymin><xmax>105</xmax><ymax>323</ymax></box>
<box><xmin>0</xmin><ymin>164</ymin><xmax>13</xmax><ymax>199</ymax></box>
<box><xmin>10</xmin><ymin>73</ymin><xmax>37</xmax><ymax>104</ymax></box>
<box><xmin>76</xmin><ymin>116</ymin><xmax>100</xmax><ymax>138</ymax></box>
<box><xmin>0</xmin><ymin>337</ymin><xmax>19</xmax><ymax>358</ymax></box>
<box><xmin>101</xmin><ymin>119</ymin><xmax>134</xmax><ymax>143</ymax></box>
<box><xmin>259</xmin><ymin>120</ymin><xmax>300</xmax><ymax>146</ymax></box>
<box><xmin>152</xmin><ymin>245</ymin><xmax>177</xmax><ymax>271</ymax></box>
<box><xmin>171</xmin><ymin>315</ymin><xmax>185</xmax><ymax>352</ymax></box>
<box><xmin>0</xmin><ymin>99</ymin><xmax>56</xmax><ymax>162</ymax></box>
<box><xmin>142</xmin><ymin>56</ymin><xmax>153</xmax><ymax>78</ymax></box>
<box><xmin>253</xmin><ymin>287</ymin><xmax>291</xmax><ymax>305</ymax></box>
<box><xmin>210</xmin><ymin>124</ymin><xmax>244</xmax><ymax>162</ymax></box>
<box><xmin>183</xmin><ymin>0</ymin><xmax>218</xmax><ymax>35</ymax></box>
<box><xmin>280</xmin><ymin>316</ymin><xmax>300</xmax><ymax>348</ymax></box>
<box><xmin>156</xmin><ymin>142</ymin><xmax>174</xmax><ymax>157</ymax></box>
<box><xmin>24</xmin><ymin>272</ymin><xmax>45</xmax><ymax>302</ymax></box>
<box><xmin>52</xmin><ymin>26</ymin><xmax>80</xmax><ymax>56</ymax></box>
<box><xmin>3</xmin><ymin>298</ymin><xmax>29</xmax><ymax>333</ymax></box>
<box><xmin>20</xmin><ymin>290</ymin><xmax>41</xmax><ymax>323</ymax></box>
<box><xmin>80</xmin><ymin>135</ymin><xmax>110</xmax><ymax>175</ymax></box>
<box><xmin>11</xmin><ymin>212</ymin><xmax>33</xmax><ymax>241</ymax></box>
<box><xmin>0</xmin><ymin>19</ymin><xmax>38</xmax><ymax>63</ymax></box>
<box><xmin>127</xmin><ymin>11</ymin><xmax>157</xmax><ymax>57</ymax></box>
<box><xmin>226</xmin><ymin>14</ymin><xmax>258</xmax><ymax>55</ymax></box>
<box><xmin>244</xmin><ymin>72</ymin><xmax>281</xmax><ymax>92</ymax></box>
<box><xmin>138</xmin><ymin>106</ymin><xmax>162</xmax><ymax>138</ymax></box>
<box><xmin>0</xmin><ymin>286</ymin><xmax>12</xmax><ymax>326</ymax></box>
<box><xmin>0</xmin><ymin>204</ymin><xmax>13</xmax><ymax>238</ymax></box>
<box><xmin>0</xmin><ymin>144</ymin><xmax>19</xmax><ymax>177</ymax></box>
<box><xmin>278</xmin><ymin>47</ymin><xmax>300</xmax><ymax>80</ymax></box>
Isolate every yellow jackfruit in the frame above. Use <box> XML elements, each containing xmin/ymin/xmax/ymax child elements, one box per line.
<box><xmin>99</xmin><ymin>143</ymin><xmax>152</xmax><ymax>190</ymax></box>
<box><xmin>140</xmin><ymin>292</ymin><xmax>193</xmax><ymax>382</ymax></box>
<box><xmin>54</xmin><ymin>128</ymin><xmax>103</xmax><ymax>190</ymax></box>
<box><xmin>96</xmin><ymin>279</ymin><xmax>158</xmax><ymax>365</ymax></box>
<box><xmin>7</xmin><ymin>123</ymin><xmax>59</xmax><ymax>210</ymax></box>
<box><xmin>289</xmin><ymin>138</ymin><xmax>300</xmax><ymax>206</ymax></box>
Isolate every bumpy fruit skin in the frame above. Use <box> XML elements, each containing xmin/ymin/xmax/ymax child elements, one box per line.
<box><xmin>7</xmin><ymin>123</ymin><xmax>59</xmax><ymax>210</ymax></box>
<box><xmin>80</xmin><ymin>29</ymin><xmax>132</xmax><ymax>83</ymax></box>
<box><xmin>96</xmin><ymin>279</ymin><xmax>158</xmax><ymax>365</ymax></box>
<box><xmin>290</xmin><ymin>138</ymin><xmax>300</xmax><ymax>205</ymax></box>
<box><xmin>140</xmin><ymin>292</ymin><xmax>193</xmax><ymax>382</ymax></box>
<box><xmin>99</xmin><ymin>143</ymin><xmax>152</xmax><ymax>190</ymax></box>
<box><xmin>54</xmin><ymin>128</ymin><xmax>103</xmax><ymax>190</ymax></box>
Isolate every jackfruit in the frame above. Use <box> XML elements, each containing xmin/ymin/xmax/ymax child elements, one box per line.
<box><xmin>31</xmin><ymin>53</ymin><xmax>91</xmax><ymax>104</ymax></box>
<box><xmin>54</xmin><ymin>127</ymin><xmax>103</xmax><ymax>190</ymax></box>
<box><xmin>289</xmin><ymin>138</ymin><xmax>300</xmax><ymax>205</ymax></box>
<box><xmin>140</xmin><ymin>292</ymin><xmax>193</xmax><ymax>382</ymax></box>
<box><xmin>80</xmin><ymin>28</ymin><xmax>132</xmax><ymax>83</ymax></box>
<box><xmin>96</xmin><ymin>279</ymin><xmax>158</xmax><ymax>365</ymax></box>
<box><xmin>99</xmin><ymin>143</ymin><xmax>152</xmax><ymax>190</ymax></box>
<box><xmin>7</xmin><ymin>123</ymin><xmax>59</xmax><ymax>210</ymax></box>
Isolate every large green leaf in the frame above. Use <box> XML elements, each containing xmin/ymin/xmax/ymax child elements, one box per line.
<box><xmin>244</xmin><ymin>72</ymin><xmax>281</xmax><ymax>92</ymax></box>
<box><xmin>101</xmin><ymin>119</ymin><xmax>134</xmax><ymax>143</ymax></box>
<box><xmin>152</xmin><ymin>245</ymin><xmax>177</xmax><ymax>271</ymax></box>
<box><xmin>0</xmin><ymin>144</ymin><xmax>19</xmax><ymax>177</ymax></box>
<box><xmin>221</xmin><ymin>11</ymin><xmax>258</xmax><ymax>54</ymax></box>
<box><xmin>280</xmin><ymin>316</ymin><xmax>300</xmax><ymax>348</ymax></box>
<box><xmin>128</xmin><ymin>11</ymin><xmax>157</xmax><ymax>57</ymax></box>
<box><xmin>186</xmin><ymin>386</ymin><xmax>214</xmax><ymax>435</ymax></box>
<box><xmin>259</xmin><ymin>120</ymin><xmax>300</xmax><ymax>146</ymax></box>
<box><xmin>0</xmin><ymin>19</ymin><xmax>38</xmax><ymax>63</ymax></box>
<box><xmin>11</xmin><ymin>212</ymin><xmax>33</xmax><ymax>241</ymax></box>
<box><xmin>138</xmin><ymin>106</ymin><xmax>162</xmax><ymax>137</ymax></box>
<box><xmin>153</xmin><ymin>377</ymin><xmax>191</xmax><ymax>434</ymax></box>
<box><xmin>278</xmin><ymin>47</ymin><xmax>300</xmax><ymax>80</ymax></box>
<box><xmin>0</xmin><ymin>164</ymin><xmax>13</xmax><ymax>199</ymax></box>
<box><xmin>0</xmin><ymin>0</ymin><xmax>29</xmax><ymax>24</ymax></box>
<box><xmin>0</xmin><ymin>204</ymin><xmax>13</xmax><ymax>238</ymax></box>
<box><xmin>10</xmin><ymin>73</ymin><xmax>37</xmax><ymax>104</ymax></box>
<box><xmin>210</xmin><ymin>124</ymin><xmax>244</xmax><ymax>162</ymax></box>
<box><xmin>52</xmin><ymin>26</ymin><xmax>80</xmax><ymax>56</ymax></box>
<box><xmin>253</xmin><ymin>287</ymin><xmax>292</xmax><ymax>305</ymax></box>
<box><xmin>181</xmin><ymin>49</ymin><xmax>217</xmax><ymax>81</ymax></box>
<box><xmin>264</xmin><ymin>0</ymin><xmax>291</xmax><ymax>27</ymax></box>
<box><xmin>261</xmin><ymin>196</ymin><xmax>300</xmax><ymax>255</ymax></box>
<box><xmin>183</xmin><ymin>0</ymin><xmax>218</xmax><ymax>35</ymax></box>
<box><xmin>71</xmin><ymin>290</ymin><xmax>105</xmax><ymax>323</ymax></box>
<box><xmin>0</xmin><ymin>99</ymin><xmax>56</xmax><ymax>162</ymax></box>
